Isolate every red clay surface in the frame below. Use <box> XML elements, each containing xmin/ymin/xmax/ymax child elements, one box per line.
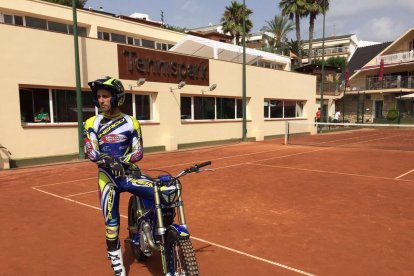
<box><xmin>1</xmin><ymin>139</ymin><xmax>414</xmax><ymax>275</ymax></box>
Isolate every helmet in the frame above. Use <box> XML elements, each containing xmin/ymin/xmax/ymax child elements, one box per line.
<box><xmin>88</xmin><ymin>76</ymin><xmax>125</xmax><ymax>108</ymax></box>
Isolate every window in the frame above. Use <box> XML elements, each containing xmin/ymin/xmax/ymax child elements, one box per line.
<box><xmin>48</xmin><ymin>21</ymin><xmax>68</xmax><ymax>34</ymax></box>
<box><xmin>111</xmin><ymin>32</ymin><xmax>126</xmax><ymax>44</ymax></box>
<box><xmin>270</xmin><ymin>100</ymin><xmax>283</xmax><ymax>118</ymax></box>
<box><xmin>3</xmin><ymin>14</ymin><xmax>13</xmax><ymax>24</ymax></box>
<box><xmin>256</xmin><ymin>61</ymin><xmax>284</xmax><ymax>70</ymax></box>
<box><xmin>284</xmin><ymin>101</ymin><xmax>296</xmax><ymax>118</ymax></box>
<box><xmin>156</xmin><ymin>42</ymin><xmax>174</xmax><ymax>51</ymax></box>
<box><xmin>180</xmin><ymin>97</ymin><xmax>192</xmax><ymax>119</ymax></box>
<box><xmin>217</xmin><ymin>98</ymin><xmax>235</xmax><ymax>119</ymax></box>
<box><xmin>19</xmin><ymin>88</ymin><xmax>50</xmax><ymax>123</ymax></box>
<box><xmin>14</xmin><ymin>15</ymin><xmax>23</xmax><ymax>26</ymax></box>
<box><xmin>141</xmin><ymin>39</ymin><xmax>155</xmax><ymax>49</ymax></box>
<box><xmin>181</xmin><ymin>96</ymin><xmax>243</xmax><ymax>120</ymax></box>
<box><xmin>194</xmin><ymin>96</ymin><xmax>215</xmax><ymax>120</ymax></box>
<box><xmin>120</xmin><ymin>93</ymin><xmax>133</xmax><ymax>116</ymax></box>
<box><xmin>19</xmin><ymin>88</ymin><xmax>95</xmax><ymax>124</ymax></box>
<box><xmin>25</xmin><ymin>16</ymin><xmax>47</xmax><ymax>30</ymax></box>
<box><xmin>52</xmin><ymin>90</ymin><xmax>95</xmax><ymax>122</ymax></box>
<box><xmin>2</xmin><ymin>13</ymin><xmax>86</xmax><ymax>36</ymax></box>
<box><xmin>120</xmin><ymin>93</ymin><xmax>152</xmax><ymax>121</ymax></box>
<box><xmin>68</xmin><ymin>25</ymin><xmax>87</xmax><ymax>37</ymax></box>
<box><xmin>134</xmin><ymin>38</ymin><xmax>141</xmax><ymax>46</ymax></box>
<box><xmin>264</xmin><ymin>99</ymin><xmax>305</xmax><ymax>119</ymax></box>
<box><xmin>2</xmin><ymin>14</ymin><xmax>23</xmax><ymax>26</ymax></box>
<box><xmin>98</xmin><ymin>31</ymin><xmax>110</xmax><ymax>41</ymax></box>
<box><xmin>19</xmin><ymin>88</ymin><xmax>153</xmax><ymax>124</ymax></box>
<box><xmin>135</xmin><ymin>94</ymin><xmax>151</xmax><ymax>120</ymax></box>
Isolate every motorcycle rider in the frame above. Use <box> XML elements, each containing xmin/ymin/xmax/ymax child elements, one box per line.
<box><xmin>84</xmin><ymin>76</ymin><xmax>153</xmax><ymax>276</ymax></box>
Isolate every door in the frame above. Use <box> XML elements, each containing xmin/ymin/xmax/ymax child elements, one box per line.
<box><xmin>375</xmin><ymin>101</ymin><xmax>383</xmax><ymax>118</ymax></box>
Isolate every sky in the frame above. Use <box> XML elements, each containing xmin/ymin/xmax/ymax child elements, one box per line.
<box><xmin>84</xmin><ymin>0</ymin><xmax>414</xmax><ymax>43</ymax></box>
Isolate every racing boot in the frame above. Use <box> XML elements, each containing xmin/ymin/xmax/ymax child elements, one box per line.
<box><xmin>107</xmin><ymin>248</ymin><xmax>126</xmax><ymax>276</ymax></box>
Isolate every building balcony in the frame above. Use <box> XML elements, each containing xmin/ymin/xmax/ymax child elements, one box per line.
<box><xmin>312</xmin><ymin>46</ymin><xmax>350</xmax><ymax>57</ymax></box>
<box><xmin>377</xmin><ymin>49</ymin><xmax>414</xmax><ymax>65</ymax></box>
<box><xmin>316</xmin><ymin>82</ymin><xmax>341</xmax><ymax>95</ymax></box>
<box><xmin>347</xmin><ymin>75</ymin><xmax>414</xmax><ymax>92</ymax></box>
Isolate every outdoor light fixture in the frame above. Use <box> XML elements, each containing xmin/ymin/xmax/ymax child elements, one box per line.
<box><xmin>129</xmin><ymin>78</ymin><xmax>146</xmax><ymax>89</ymax></box>
<box><xmin>136</xmin><ymin>78</ymin><xmax>146</xmax><ymax>86</ymax></box>
<box><xmin>169</xmin><ymin>81</ymin><xmax>186</xmax><ymax>92</ymax></box>
<box><xmin>201</xmin><ymin>83</ymin><xmax>217</xmax><ymax>93</ymax></box>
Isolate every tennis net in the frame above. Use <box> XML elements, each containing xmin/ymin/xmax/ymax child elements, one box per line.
<box><xmin>284</xmin><ymin>121</ymin><xmax>414</xmax><ymax>151</ymax></box>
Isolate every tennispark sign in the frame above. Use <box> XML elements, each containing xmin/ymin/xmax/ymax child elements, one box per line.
<box><xmin>118</xmin><ymin>45</ymin><xmax>209</xmax><ymax>85</ymax></box>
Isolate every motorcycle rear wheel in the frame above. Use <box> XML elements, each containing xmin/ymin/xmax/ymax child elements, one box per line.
<box><xmin>165</xmin><ymin>230</ymin><xmax>199</xmax><ymax>275</ymax></box>
<box><xmin>127</xmin><ymin>195</ymin><xmax>147</xmax><ymax>261</ymax></box>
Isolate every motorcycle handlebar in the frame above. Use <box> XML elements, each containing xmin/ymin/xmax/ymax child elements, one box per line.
<box><xmin>124</xmin><ymin>160</ymin><xmax>212</xmax><ymax>181</ymax></box>
<box><xmin>186</xmin><ymin>161</ymin><xmax>211</xmax><ymax>173</ymax></box>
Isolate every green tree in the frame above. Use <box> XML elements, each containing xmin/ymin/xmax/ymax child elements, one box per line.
<box><xmin>326</xmin><ymin>56</ymin><xmax>347</xmax><ymax>72</ymax></box>
<box><xmin>305</xmin><ymin>0</ymin><xmax>329</xmax><ymax>64</ymax></box>
<box><xmin>279</xmin><ymin>0</ymin><xmax>307</xmax><ymax>66</ymax></box>
<box><xmin>220</xmin><ymin>1</ymin><xmax>253</xmax><ymax>46</ymax></box>
<box><xmin>314</xmin><ymin>56</ymin><xmax>347</xmax><ymax>72</ymax></box>
<box><xmin>41</xmin><ymin>0</ymin><xmax>87</xmax><ymax>8</ymax></box>
<box><xmin>260</xmin><ymin>13</ymin><xmax>295</xmax><ymax>54</ymax></box>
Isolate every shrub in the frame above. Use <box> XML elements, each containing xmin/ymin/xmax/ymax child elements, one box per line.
<box><xmin>386</xmin><ymin>105</ymin><xmax>399</xmax><ymax>121</ymax></box>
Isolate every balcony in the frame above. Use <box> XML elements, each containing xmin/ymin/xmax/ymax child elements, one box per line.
<box><xmin>312</xmin><ymin>46</ymin><xmax>350</xmax><ymax>57</ymax></box>
<box><xmin>377</xmin><ymin>50</ymin><xmax>414</xmax><ymax>65</ymax></box>
<box><xmin>316</xmin><ymin>82</ymin><xmax>341</xmax><ymax>95</ymax></box>
<box><xmin>349</xmin><ymin>75</ymin><xmax>414</xmax><ymax>91</ymax></box>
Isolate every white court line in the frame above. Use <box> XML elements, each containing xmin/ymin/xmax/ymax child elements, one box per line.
<box><xmin>191</xmin><ymin>236</ymin><xmax>315</xmax><ymax>276</ymax></box>
<box><xmin>395</xmin><ymin>169</ymin><xmax>414</xmax><ymax>180</ymax></box>
<box><xmin>249</xmin><ymin>163</ymin><xmax>414</xmax><ymax>183</ymax></box>
<box><xmin>32</xmin><ymin>186</ymin><xmax>315</xmax><ymax>276</ymax></box>
<box><xmin>213</xmin><ymin>147</ymin><xmax>328</xmax><ymax>171</ymax></box>
<box><xmin>34</xmin><ymin>177</ymin><xmax>96</xmax><ymax>188</ymax></box>
<box><xmin>32</xmin><ymin>186</ymin><xmax>102</xmax><ymax>212</ymax></box>
<box><xmin>147</xmin><ymin>147</ymin><xmax>290</xmax><ymax>170</ymax></box>
<box><xmin>66</xmin><ymin>190</ymin><xmax>98</xmax><ymax>198</ymax></box>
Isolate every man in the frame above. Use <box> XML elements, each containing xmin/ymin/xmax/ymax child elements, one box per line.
<box><xmin>83</xmin><ymin>76</ymin><xmax>153</xmax><ymax>276</ymax></box>
<box><xmin>333</xmin><ymin>110</ymin><xmax>341</xmax><ymax>123</ymax></box>
<box><xmin>316</xmin><ymin>107</ymin><xmax>321</xmax><ymax>122</ymax></box>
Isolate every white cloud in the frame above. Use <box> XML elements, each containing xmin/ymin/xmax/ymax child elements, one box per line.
<box><xmin>308</xmin><ymin>0</ymin><xmax>414</xmax><ymax>41</ymax></box>
<box><xmin>176</xmin><ymin>0</ymin><xmax>200</xmax><ymax>13</ymax></box>
<box><xmin>358</xmin><ymin>17</ymin><xmax>406</xmax><ymax>41</ymax></box>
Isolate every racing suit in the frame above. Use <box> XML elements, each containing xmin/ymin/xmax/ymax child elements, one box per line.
<box><xmin>83</xmin><ymin>112</ymin><xmax>153</xmax><ymax>251</ymax></box>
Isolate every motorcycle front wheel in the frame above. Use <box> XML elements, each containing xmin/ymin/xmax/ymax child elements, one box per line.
<box><xmin>165</xmin><ymin>230</ymin><xmax>199</xmax><ymax>275</ymax></box>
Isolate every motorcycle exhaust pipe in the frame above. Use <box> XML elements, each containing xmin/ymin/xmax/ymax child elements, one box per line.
<box><xmin>142</xmin><ymin>221</ymin><xmax>160</xmax><ymax>251</ymax></box>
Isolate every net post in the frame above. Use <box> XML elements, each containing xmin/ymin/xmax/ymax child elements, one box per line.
<box><xmin>284</xmin><ymin>121</ymin><xmax>289</xmax><ymax>145</ymax></box>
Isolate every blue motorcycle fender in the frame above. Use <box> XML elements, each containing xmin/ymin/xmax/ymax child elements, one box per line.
<box><xmin>167</xmin><ymin>224</ymin><xmax>190</xmax><ymax>238</ymax></box>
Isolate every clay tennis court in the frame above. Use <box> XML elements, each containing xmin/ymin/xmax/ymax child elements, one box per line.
<box><xmin>2</xmin><ymin>131</ymin><xmax>414</xmax><ymax>275</ymax></box>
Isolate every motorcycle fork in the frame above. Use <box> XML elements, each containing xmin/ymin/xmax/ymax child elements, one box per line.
<box><xmin>153</xmin><ymin>184</ymin><xmax>168</xmax><ymax>273</ymax></box>
<box><xmin>176</xmin><ymin>181</ymin><xmax>187</xmax><ymax>228</ymax></box>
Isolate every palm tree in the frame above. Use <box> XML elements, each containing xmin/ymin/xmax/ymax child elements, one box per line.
<box><xmin>306</xmin><ymin>0</ymin><xmax>329</xmax><ymax>64</ymax></box>
<box><xmin>286</xmin><ymin>38</ymin><xmax>306</xmax><ymax>68</ymax></box>
<box><xmin>260</xmin><ymin>14</ymin><xmax>295</xmax><ymax>54</ymax></box>
<box><xmin>220</xmin><ymin>1</ymin><xmax>253</xmax><ymax>46</ymax></box>
<box><xmin>279</xmin><ymin>0</ymin><xmax>307</xmax><ymax>66</ymax></box>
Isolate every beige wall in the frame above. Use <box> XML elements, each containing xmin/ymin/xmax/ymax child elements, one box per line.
<box><xmin>0</xmin><ymin>0</ymin><xmax>315</xmax><ymax>161</ymax></box>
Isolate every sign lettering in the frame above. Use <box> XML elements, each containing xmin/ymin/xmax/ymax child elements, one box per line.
<box><xmin>118</xmin><ymin>45</ymin><xmax>209</xmax><ymax>85</ymax></box>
